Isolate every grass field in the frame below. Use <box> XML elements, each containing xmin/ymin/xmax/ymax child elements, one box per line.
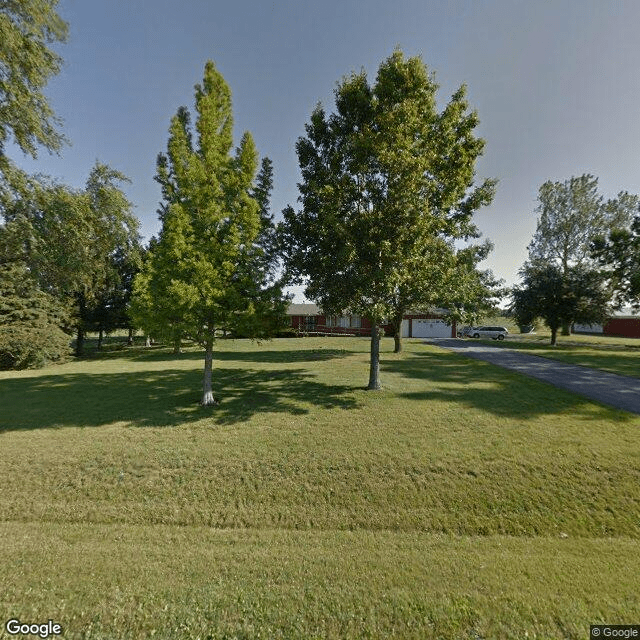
<box><xmin>1</xmin><ymin>337</ymin><xmax>639</xmax><ymax>639</ymax></box>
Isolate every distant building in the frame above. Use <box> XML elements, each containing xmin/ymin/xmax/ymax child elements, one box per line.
<box><xmin>573</xmin><ymin>308</ymin><xmax>640</xmax><ymax>338</ymax></box>
<box><xmin>286</xmin><ymin>303</ymin><xmax>457</xmax><ymax>338</ymax></box>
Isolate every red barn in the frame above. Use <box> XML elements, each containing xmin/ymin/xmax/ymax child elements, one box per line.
<box><xmin>286</xmin><ymin>304</ymin><xmax>457</xmax><ymax>338</ymax></box>
<box><xmin>573</xmin><ymin>309</ymin><xmax>640</xmax><ymax>339</ymax></box>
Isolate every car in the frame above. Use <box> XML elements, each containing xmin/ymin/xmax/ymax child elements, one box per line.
<box><xmin>467</xmin><ymin>326</ymin><xmax>509</xmax><ymax>340</ymax></box>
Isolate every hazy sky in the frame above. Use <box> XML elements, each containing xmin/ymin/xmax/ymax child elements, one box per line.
<box><xmin>11</xmin><ymin>0</ymin><xmax>640</xmax><ymax>300</ymax></box>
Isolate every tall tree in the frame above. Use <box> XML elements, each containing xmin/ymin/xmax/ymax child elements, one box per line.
<box><xmin>0</xmin><ymin>0</ymin><xmax>68</xmax><ymax>193</ymax></box>
<box><xmin>280</xmin><ymin>50</ymin><xmax>495</xmax><ymax>388</ymax></box>
<box><xmin>134</xmin><ymin>61</ymin><xmax>286</xmax><ymax>405</ymax></box>
<box><xmin>592</xmin><ymin>214</ymin><xmax>640</xmax><ymax>311</ymax></box>
<box><xmin>511</xmin><ymin>263</ymin><xmax>610</xmax><ymax>346</ymax></box>
<box><xmin>527</xmin><ymin>175</ymin><xmax>638</xmax><ymax>334</ymax></box>
<box><xmin>1</xmin><ymin>163</ymin><xmax>140</xmax><ymax>355</ymax></box>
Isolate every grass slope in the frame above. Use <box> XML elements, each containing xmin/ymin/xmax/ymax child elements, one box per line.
<box><xmin>1</xmin><ymin>337</ymin><xmax>639</xmax><ymax>639</ymax></box>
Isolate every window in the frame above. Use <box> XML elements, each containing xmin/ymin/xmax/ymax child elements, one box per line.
<box><xmin>305</xmin><ymin>316</ymin><xmax>317</xmax><ymax>331</ymax></box>
<box><xmin>338</xmin><ymin>316</ymin><xmax>350</xmax><ymax>328</ymax></box>
<box><xmin>350</xmin><ymin>315</ymin><xmax>361</xmax><ymax>328</ymax></box>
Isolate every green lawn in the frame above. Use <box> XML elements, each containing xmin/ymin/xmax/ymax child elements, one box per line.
<box><xmin>1</xmin><ymin>337</ymin><xmax>639</xmax><ymax>639</ymax></box>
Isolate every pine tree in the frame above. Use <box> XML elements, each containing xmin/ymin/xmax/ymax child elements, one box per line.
<box><xmin>0</xmin><ymin>222</ymin><xmax>71</xmax><ymax>369</ymax></box>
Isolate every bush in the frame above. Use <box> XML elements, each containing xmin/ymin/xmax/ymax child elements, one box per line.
<box><xmin>0</xmin><ymin>262</ymin><xmax>72</xmax><ymax>370</ymax></box>
<box><xmin>0</xmin><ymin>323</ymin><xmax>71</xmax><ymax>370</ymax></box>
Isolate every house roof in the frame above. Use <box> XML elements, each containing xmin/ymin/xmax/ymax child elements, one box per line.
<box><xmin>612</xmin><ymin>307</ymin><xmax>640</xmax><ymax>318</ymax></box>
<box><xmin>286</xmin><ymin>303</ymin><xmax>451</xmax><ymax>317</ymax></box>
<box><xmin>286</xmin><ymin>303</ymin><xmax>322</xmax><ymax>316</ymax></box>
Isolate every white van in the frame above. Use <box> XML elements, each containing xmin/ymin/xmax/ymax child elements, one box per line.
<box><xmin>468</xmin><ymin>326</ymin><xmax>509</xmax><ymax>340</ymax></box>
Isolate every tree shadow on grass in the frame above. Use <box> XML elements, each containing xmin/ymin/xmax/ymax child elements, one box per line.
<box><xmin>384</xmin><ymin>349</ymin><xmax>637</xmax><ymax>422</ymax></box>
<box><xmin>111</xmin><ymin>345</ymin><xmax>352</xmax><ymax>365</ymax></box>
<box><xmin>0</xmin><ymin>366</ymin><xmax>359</xmax><ymax>432</ymax></box>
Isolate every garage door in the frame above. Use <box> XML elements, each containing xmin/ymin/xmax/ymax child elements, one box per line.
<box><xmin>411</xmin><ymin>319</ymin><xmax>452</xmax><ymax>338</ymax></box>
<box><xmin>401</xmin><ymin>319</ymin><xmax>410</xmax><ymax>338</ymax></box>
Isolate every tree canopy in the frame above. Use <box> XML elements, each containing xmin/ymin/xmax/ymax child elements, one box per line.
<box><xmin>1</xmin><ymin>163</ymin><xmax>141</xmax><ymax>355</ymax></box>
<box><xmin>511</xmin><ymin>263</ymin><xmax>610</xmax><ymax>346</ymax></box>
<box><xmin>592</xmin><ymin>214</ymin><xmax>640</xmax><ymax>311</ymax></box>
<box><xmin>528</xmin><ymin>174</ymin><xmax>639</xmax><ymax>272</ymax></box>
<box><xmin>0</xmin><ymin>0</ymin><xmax>68</xmax><ymax>194</ymax></box>
<box><xmin>280</xmin><ymin>50</ymin><xmax>495</xmax><ymax>387</ymax></box>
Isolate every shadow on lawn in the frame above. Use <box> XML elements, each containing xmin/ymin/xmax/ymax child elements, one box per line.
<box><xmin>0</xmin><ymin>364</ymin><xmax>359</xmax><ymax>432</ymax></box>
<box><xmin>112</xmin><ymin>344</ymin><xmax>351</xmax><ymax>365</ymax></box>
<box><xmin>384</xmin><ymin>349</ymin><xmax>636</xmax><ymax>422</ymax></box>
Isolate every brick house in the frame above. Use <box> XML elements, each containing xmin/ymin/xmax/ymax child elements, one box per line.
<box><xmin>286</xmin><ymin>303</ymin><xmax>457</xmax><ymax>338</ymax></box>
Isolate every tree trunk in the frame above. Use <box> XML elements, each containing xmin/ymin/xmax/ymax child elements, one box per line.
<box><xmin>76</xmin><ymin>325</ymin><xmax>85</xmax><ymax>357</ymax></box>
<box><xmin>367</xmin><ymin>324</ymin><xmax>382</xmax><ymax>390</ymax></box>
<box><xmin>561</xmin><ymin>321</ymin><xmax>571</xmax><ymax>336</ymax></box>
<box><xmin>550</xmin><ymin>326</ymin><xmax>558</xmax><ymax>346</ymax></box>
<box><xmin>75</xmin><ymin>291</ymin><xmax>86</xmax><ymax>357</ymax></box>
<box><xmin>127</xmin><ymin>328</ymin><xmax>134</xmax><ymax>346</ymax></box>
<box><xmin>173</xmin><ymin>336</ymin><xmax>182</xmax><ymax>354</ymax></box>
<box><xmin>391</xmin><ymin>309</ymin><xmax>404</xmax><ymax>353</ymax></box>
<box><xmin>201</xmin><ymin>340</ymin><xmax>217</xmax><ymax>405</ymax></box>
<box><xmin>98</xmin><ymin>328</ymin><xmax>104</xmax><ymax>350</ymax></box>
<box><xmin>145</xmin><ymin>335</ymin><xmax>151</xmax><ymax>347</ymax></box>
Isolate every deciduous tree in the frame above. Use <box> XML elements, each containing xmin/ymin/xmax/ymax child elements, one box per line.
<box><xmin>134</xmin><ymin>61</ymin><xmax>286</xmax><ymax>405</ymax></box>
<box><xmin>280</xmin><ymin>50</ymin><xmax>495</xmax><ymax>387</ymax></box>
<box><xmin>527</xmin><ymin>174</ymin><xmax>638</xmax><ymax>334</ymax></box>
<box><xmin>592</xmin><ymin>214</ymin><xmax>640</xmax><ymax>311</ymax></box>
<box><xmin>0</xmin><ymin>0</ymin><xmax>68</xmax><ymax>193</ymax></box>
<box><xmin>511</xmin><ymin>263</ymin><xmax>610</xmax><ymax>346</ymax></box>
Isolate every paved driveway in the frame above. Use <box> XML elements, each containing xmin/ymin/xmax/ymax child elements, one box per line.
<box><xmin>425</xmin><ymin>338</ymin><xmax>640</xmax><ymax>415</ymax></box>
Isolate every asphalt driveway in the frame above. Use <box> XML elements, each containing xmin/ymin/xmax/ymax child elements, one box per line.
<box><xmin>425</xmin><ymin>338</ymin><xmax>640</xmax><ymax>415</ymax></box>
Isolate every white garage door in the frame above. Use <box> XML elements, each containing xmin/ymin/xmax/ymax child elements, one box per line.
<box><xmin>411</xmin><ymin>319</ymin><xmax>452</xmax><ymax>338</ymax></box>
<box><xmin>401</xmin><ymin>319</ymin><xmax>410</xmax><ymax>338</ymax></box>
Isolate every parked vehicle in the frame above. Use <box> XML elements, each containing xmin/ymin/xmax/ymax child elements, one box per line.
<box><xmin>467</xmin><ymin>326</ymin><xmax>509</xmax><ymax>340</ymax></box>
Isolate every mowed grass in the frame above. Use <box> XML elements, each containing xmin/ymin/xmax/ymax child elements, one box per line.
<box><xmin>1</xmin><ymin>337</ymin><xmax>639</xmax><ymax>639</ymax></box>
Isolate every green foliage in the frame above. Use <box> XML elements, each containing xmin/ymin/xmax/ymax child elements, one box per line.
<box><xmin>0</xmin><ymin>261</ymin><xmax>71</xmax><ymax>369</ymax></box>
<box><xmin>592</xmin><ymin>214</ymin><xmax>640</xmax><ymax>310</ymax></box>
<box><xmin>281</xmin><ymin>50</ymin><xmax>495</xmax><ymax>377</ymax></box>
<box><xmin>528</xmin><ymin>174</ymin><xmax>639</xmax><ymax>271</ymax></box>
<box><xmin>134</xmin><ymin>61</ymin><xmax>287</xmax><ymax>402</ymax></box>
<box><xmin>0</xmin><ymin>0</ymin><xmax>68</xmax><ymax>196</ymax></box>
<box><xmin>2</xmin><ymin>163</ymin><xmax>141</xmax><ymax>355</ymax></box>
<box><xmin>511</xmin><ymin>263</ymin><xmax>610</xmax><ymax>345</ymax></box>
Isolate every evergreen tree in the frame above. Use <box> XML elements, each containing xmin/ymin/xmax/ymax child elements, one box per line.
<box><xmin>280</xmin><ymin>50</ymin><xmax>495</xmax><ymax>388</ymax></box>
<box><xmin>0</xmin><ymin>222</ymin><xmax>71</xmax><ymax>369</ymax></box>
<box><xmin>134</xmin><ymin>61</ymin><xmax>286</xmax><ymax>405</ymax></box>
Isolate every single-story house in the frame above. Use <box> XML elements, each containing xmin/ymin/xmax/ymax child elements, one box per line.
<box><xmin>286</xmin><ymin>303</ymin><xmax>457</xmax><ymax>338</ymax></box>
<box><xmin>573</xmin><ymin>308</ymin><xmax>640</xmax><ymax>338</ymax></box>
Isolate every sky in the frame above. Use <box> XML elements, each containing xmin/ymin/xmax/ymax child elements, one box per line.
<box><xmin>10</xmin><ymin>0</ymin><xmax>640</xmax><ymax>301</ymax></box>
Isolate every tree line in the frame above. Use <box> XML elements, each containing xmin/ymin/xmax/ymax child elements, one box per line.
<box><xmin>8</xmin><ymin>2</ymin><xmax>639</xmax><ymax>402</ymax></box>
